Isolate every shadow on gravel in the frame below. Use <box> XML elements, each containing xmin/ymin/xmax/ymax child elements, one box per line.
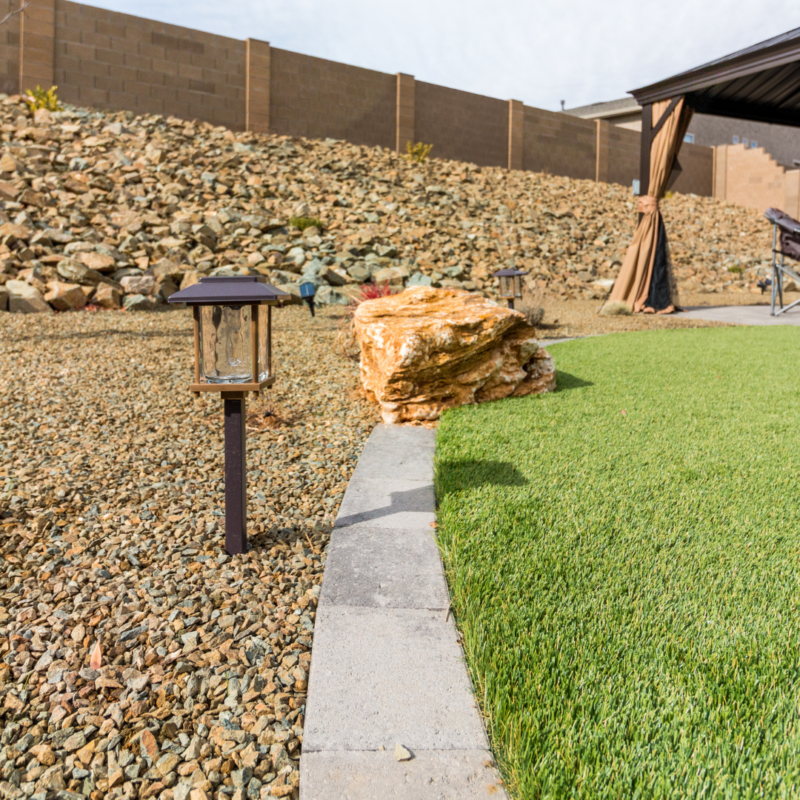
<box><xmin>556</xmin><ymin>371</ymin><xmax>593</xmax><ymax>391</ymax></box>
<box><xmin>11</xmin><ymin>329</ymin><xmax>193</xmax><ymax>342</ymax></box>
<box><xmin>437</xmin><ymin>460</ymin><xmax>528</xmax><ymax>494</ymax></box>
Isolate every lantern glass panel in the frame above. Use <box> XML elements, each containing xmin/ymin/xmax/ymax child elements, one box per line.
<box><xmin>258</xmin><ymin>305</ymin><xmax>271</xmax><ymax>381</ymax></box>
<box><xmin>499</xmin><ymin>275</ymin><xmax>514</xmax><ymax>299</ymax></box>
<box><xmin>200</xmin><ymin>305</ymin><xmax>253</xmax><ymax>384</ymax></box>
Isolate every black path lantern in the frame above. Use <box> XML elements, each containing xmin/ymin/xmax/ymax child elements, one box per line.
<box><xmin>169</xmin><ymin>276</ymin><xmax>288</xmax><ymax>554</ymax></box>
<box><xmin>493</xmin><ymin>268</ymin><xmax>526</xmax><ymax>310</ymax></box>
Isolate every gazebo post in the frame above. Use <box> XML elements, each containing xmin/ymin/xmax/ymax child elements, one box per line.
<box><xmin>639</xmin><ymin>103</ymin><xmax>652</xmax><ymax>220</ymax></box>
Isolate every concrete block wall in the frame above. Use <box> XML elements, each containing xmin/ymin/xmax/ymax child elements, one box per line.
<box><xmin>54</xmin><ymin>1</ymin><xmax>246</xmax><ymax>130</ymax></box>
<box><xmin>269</xmin><ymin>48</ymin><xmax>395</xmax><ymax>148</ymax></box>
<box><xmin>0</xmin><ymin>0</ymin><xmax>21</xmax><ymax>95</ymax></box>
<box><xmin>4</xmin><ymin>0</ymin><xmax>718</xmax><ymax>199</ymax></box>
<box><xmin>245</xmin><ymin>38</ymin><xmax>270</xmax><ymax>133</ymax></box>
<box><xmin>606</xmin><ymin>124</ymin><xmax>639</xmax><ymax>187</ymax></box>
<box><xmin>396</xmin><ymin>73</ymin><xmax>414</xmax><ymax>154</ymax></box>
<box><xmin>20</xmin><ymin>0</ymin><xmax>55</xmax><ymax>94</ymax></box>
<box><xmin>671</xmin><ymin>141</ymin><xmax>713</xmax><ymax>197</ymax></box>
<box><xmin>713</xmin><ymin>143</ymin><xmax>800</xmax><ymax>217</ymax></box>
<box><xmin>522</xmin><ymin>106</ymin><xmax>597</xmax><ymax>180</ymax></box>
<box><xmin>414</xmin><ymin>81</ymin><xmax>508</xmax><ymax>168</ymax></box>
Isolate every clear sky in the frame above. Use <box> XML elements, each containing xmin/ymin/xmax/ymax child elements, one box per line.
<box><xmin>83</xmin><ymin>0</ymin><xmax>799</xmax><ymax>111</ymax></box>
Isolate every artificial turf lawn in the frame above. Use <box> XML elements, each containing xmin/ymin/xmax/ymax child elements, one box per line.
<box><xmin>435</xmin><ymin>327</ymin><xmax>800</xmax><ymax>800</ymax></box>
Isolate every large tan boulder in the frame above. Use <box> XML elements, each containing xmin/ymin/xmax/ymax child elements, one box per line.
<box><xmin>354</xmin><ymin>286</ymin><xmax>555</xmax><ymax>424</ymax></box>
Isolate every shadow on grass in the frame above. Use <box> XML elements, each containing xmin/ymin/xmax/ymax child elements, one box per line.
<box><xmin>438</xmin><ymin>460</ymin><xmax>528</xmax><ymax>494</ymax></box>
<box><xmin>556</xmin><ymin>371</ymin><xmax>593</xmax><ymax>391</ymax></box>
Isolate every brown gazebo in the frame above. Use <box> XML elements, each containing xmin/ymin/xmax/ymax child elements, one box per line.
<box><xmin>605</xmin><ymin>27</ymin><xmax>800</xmax><ymax>314</ymax></box>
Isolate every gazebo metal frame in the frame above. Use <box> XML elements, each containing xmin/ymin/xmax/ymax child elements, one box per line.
<box><xmin>629</xmin><ymin>28</ymin><xmax>800</xmax><ymax>313</ymax></box>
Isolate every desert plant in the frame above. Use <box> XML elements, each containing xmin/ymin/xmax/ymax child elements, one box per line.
<box><xmin>405</xmin><ymin>141</ymin><xmax>433</xmax><ymax>164</ymax></box>
<box><xmin>356</xmin><ymin>282</ymin><xmax>393</xmax><ymax>302</ymax></box>
<box><xmin>288</xmin><ymin>216</ymin><xmax>323</xmax><ymax>232</ymax></box>
<box><xmin>728</xmin><ymin>263</ymin><xmax>743</xmax><ymax>274</ymax></box>
<box><xmin>518</xmin><ymin>276</ymin><xmax>545</xmax><ymax>327</ymax></box>
<box><xmin>600</xmin><ymin>300</ymin><xmax>632</xmax><ymax>316</ymax></box>
<box><xmin>24</xmin><ymin>85</ymin><xmax>62</xmax><ymax>113</ymax></box>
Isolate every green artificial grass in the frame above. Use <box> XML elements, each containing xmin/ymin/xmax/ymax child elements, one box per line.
<box><xmin>435</xmin><ymin>327</ymin><xmax>800</xmax><ymax>800</ymax></box>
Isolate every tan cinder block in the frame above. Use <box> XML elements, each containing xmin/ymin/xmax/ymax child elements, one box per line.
<box><xmin>19</xmin><ymin>0</ymin><xmax>55</xmax><ymax>92</ymax></box>
<box><xmin>595</xmin><ymin>119</ymin><xmax>610</xmax><ymax>183</ymax></box>
<box><xmin>396</xmin><ymin>72</ymin><xmax>414</xmax><ymax>152</ymax></box>
<box><xmin>246</xmin><ymin>38</ymin><xmax>269</xmax><ymax>132</ymax></box>
<box><xmin>508</xmin><ymin>99</ymin><xmax>523</xmax><ymax>170</ymax></box>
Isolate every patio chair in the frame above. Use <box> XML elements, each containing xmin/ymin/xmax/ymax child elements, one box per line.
<box><xmin>765</xmin><ymin>208</ymin><xmax>800</xmax><ymax>315</ymax></box>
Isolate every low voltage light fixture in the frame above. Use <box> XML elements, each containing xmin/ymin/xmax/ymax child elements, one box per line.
<box><xmin>300</xmin><ymin>282</ymin><xmax>316</xmax><ymax>317</ymax></box>
<box><xmin>493</xmin><ymin>267</ymin><xmax>526</xmax><ymax>310</ymax></box>
<box><xmin>169</xmin><ymin>276</ymin><xmax>289</xmax><ymax>555</ymax></box>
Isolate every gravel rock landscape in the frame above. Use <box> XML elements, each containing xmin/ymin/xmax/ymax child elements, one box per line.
<box><xmin>0</xmin><ymin>306</ymin><xmax>377</xmax><ymax>800</ymax></box>
<box><xmin>0</xmin><ymin>93</ymin><xmax>775</xmax><ymax>317</ymax></box>
<box><xmin>0</xmin><ymin>85</ymin><xmax>780</xmax><ymax>800</ymax></box>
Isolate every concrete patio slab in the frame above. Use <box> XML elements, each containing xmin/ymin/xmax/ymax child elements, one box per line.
<box><xmin>301</xmin><ymin>750</ymin><xmax>506</xmax><ymax>799</ymax></box>
<box><xmin>677</xmin><ymin>303</ymin><xmax>800</xmax><ymax>325</ymax></box>
<box><xmin>302</xmin><ymin>423</ymin><xmax>507</xmax><ymax>799</ymax></box>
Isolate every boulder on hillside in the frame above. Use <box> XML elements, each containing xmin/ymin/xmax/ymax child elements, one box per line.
<box><xmin>44</xmin><ymin>281</ymin><xmax>88</xmax><ymax>310</ymax></box>
<box><xmin>354</xmin><ymin>286</ymin><xmax>555</xmax><ymax>424</ymax></box>
<box><xmin>6</xmin><ymin>279</ymin><xmax>51</xmax><ymax>313</ymax></box>
<box><xmin>93</xmin><ymin>283</ymin><xmax>122</xmax><ymax>309</ymax></box>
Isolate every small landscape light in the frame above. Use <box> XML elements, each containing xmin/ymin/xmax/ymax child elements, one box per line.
<box><xmin>168</xmin><ymin>276</ymin><xmax>289</xmax><ymax>555</ymax></box>
<box><xmin>493</xmin><ymin>267</ymin><xmax>526</xmax><ymax>310</ymax></box>
<box><xmin>300</xmin><ymin>282</ymin><xmax>316</xmax><ymax>317</ymax></box>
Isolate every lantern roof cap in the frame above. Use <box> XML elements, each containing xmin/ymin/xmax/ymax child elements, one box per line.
<box><xmin>493</xmin><ymin>268</ymin><xmax>527</xmax><ymax>277</ymax></box>
<box><xmin>168</xmin><ymin>275</ymin><xmax>289</xmax><ymax>305</ymax></box>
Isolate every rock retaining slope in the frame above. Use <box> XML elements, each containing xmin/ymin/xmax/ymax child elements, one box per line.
<box><xmin>0</xmin><ymin>94</ymin><xmax>774</xmax><ymax>315</ymax></box>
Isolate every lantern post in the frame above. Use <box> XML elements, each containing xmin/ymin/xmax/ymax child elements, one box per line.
<box><xmin>493</xmin><ymin>267</ymin><xmax>526</xmax><ymax>310</ymax></box>
<box><xmin>168</xmin><ymin>276</ymin><xmax>288</xmax><ymax>555</ymax></box>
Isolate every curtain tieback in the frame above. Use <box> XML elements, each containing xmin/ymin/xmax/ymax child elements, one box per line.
<box><xmin>637</xmin><ymin>196</ymin><xmax>659</xmax><ymax>214</ymax></box>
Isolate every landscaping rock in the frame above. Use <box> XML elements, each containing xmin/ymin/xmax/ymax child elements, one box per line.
<box><xmin>6</xmin><ymin>279</ymin><xmax>50</xmax><ymax>313</ymax></box>
<box><xmin>0</xmin><ymin>306</ymin><xmax>378</xmax><ymax>798</ymax></box>
<box><xmin>120</xmin><ymin>274</ymin><xmax>156</xmax><ymax>295</ymax></box>
<box><xmin>56</xmin><ymin>259</ymin><xmax>103</xmax><ymax>286</ymax></box>
<box><xmin>0</xmin><ymin>93</ymin><xmax>775</xmax><ymax>316</ymax></box>
<box><xmin>355</xmin><ymin>286</ymin><xmax>555</xmax><ymax>423</ymax></box>
<box><xmin>93</xmin><ymin>282</ymin><xmax>122</xmax><ymax>309</ymax></box>
<box><xmin>44</xmin><ymin>281</ymin><xmax>88</xmax><ymax>310</ymax></box>
<box><xmin>123</xmin><ymin>292</ymin><xmax>159</xmax><ymax>311</ymax></box>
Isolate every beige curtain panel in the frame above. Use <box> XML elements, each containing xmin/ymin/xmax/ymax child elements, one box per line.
<box><xmin>604</xmin><ymin>97</ymin><xmax>693</xmax><ymax>314</ymax></box>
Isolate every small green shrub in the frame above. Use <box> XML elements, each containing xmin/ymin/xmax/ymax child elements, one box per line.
<box><xmin>405</xmin><ymin>141</ymin><xmax>433</xmax><ymax>164</ymax></box>
<box><xmin>728</xmin><ymin>264</ymin><xmax>743</xmax><ymax>274</ymax></box>
<box><xmin>24</xmin><ymin>85</ymin><xmax>62</xmax><ymax>113</ymax></box>
<box><xmin>288</xmin><ymin>216</ymin><xmax>323</xmax><ymax>232</ymax></box>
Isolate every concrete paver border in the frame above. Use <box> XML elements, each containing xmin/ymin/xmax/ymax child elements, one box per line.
<box><xmin>301</xmin><ymin>424</ymin><xmax>508</xmax><ymax>799</ymax></box>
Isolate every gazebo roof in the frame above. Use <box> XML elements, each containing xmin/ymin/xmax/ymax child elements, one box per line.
<box><xmin>630</xmin><ymin>27</ymin><xmax>800</xmax><ymax>127</ymax></box>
